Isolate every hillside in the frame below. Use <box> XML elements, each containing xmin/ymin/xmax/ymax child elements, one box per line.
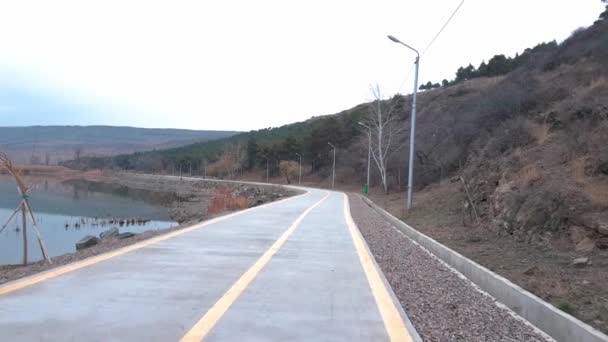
<box><xmin>65</xmin><ymin>7</ymin><xmax>608</xmax><ymax>331</ymax></box>
<box><xmin>0</xmin><ymin>126</ymin><xmax>237</xmax><ymax>164</ymax></box>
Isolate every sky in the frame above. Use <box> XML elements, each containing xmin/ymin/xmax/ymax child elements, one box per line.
<box><xmin>0</xmin><ymin>0</ymin><xmax>605</xmax><ymax>131</ymax></box>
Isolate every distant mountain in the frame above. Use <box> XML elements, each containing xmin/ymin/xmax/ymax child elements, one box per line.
<box><xmin>0</xmin><ymin>126</ymin><xmax>238</xmax><ymax>164</ymax></box>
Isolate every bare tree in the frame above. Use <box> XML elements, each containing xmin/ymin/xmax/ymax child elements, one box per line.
<box><xmin>279</xmin><ymin>160</ymin><xmax>299</xmax><ymax>184</ymax></box>
<box><xmin>45</xmin><ymin>151</ymin><xmax>51</xmax><ymax>166</ymax></box>
<box><xmin>74</xmin><ymin>145</ymin><xmax>83</xmax><ymax>163</ymax></box>
<box><xmin>220</xmin><ymin>143</ymin><xmax>245</xmax><ymax>179</ymax></box>
<box><xmin>364</xmin><ymin>85</ymin><xmax>405</xmax><ymax>194</ymax></box>
<box><xmin>0</xmin><ymin>152</ymin><xmax>51</xmax><ymax>265</ymax></box>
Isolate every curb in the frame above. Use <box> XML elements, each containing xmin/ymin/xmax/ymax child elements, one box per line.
<box><xmin>360</xmin><ymin>195</ymin><xmax>608</xmax><ymax>342</ymax></box>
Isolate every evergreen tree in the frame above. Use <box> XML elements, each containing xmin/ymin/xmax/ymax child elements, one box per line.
<box><xmin>279</xmin><ymin>136</ymin><xmax>299</xmax><ymax>160</ymax></box>
<box><xmin>441</xmin><ymin>79</ymin><xmax>449</xmax><ymax>87</ymax></box>
<box><xmin>486</xmin><ymin>55</ymin><xmax>511</xmax><ymax>76</ymax></box>
<box><xmin>477</xmin><ymin>61</ymin><xmax>488</xmax><ymax>77</ymax></box>
<box><xmin>245</xmin><ymin>137</ymin><xmax>259</xmax><ymax>170</ymax></box>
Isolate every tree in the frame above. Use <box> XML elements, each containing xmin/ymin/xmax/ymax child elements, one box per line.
<box><xmin>364</xmin><ymin>85</ymin><xmax>405</xmax><ymax>194</ymax></box>
<box><xmin>45</xmin><ymin>152</ymin><xmax>51</xmax><ymax>166</ymax></box>
<box><xmin>219</xmin><ymin>143</ymin><xmax>245</xmax><ymax>179</ymax></box>
<box><xmin>477</xmin><ymin>61</ymin><xmax>488</xmax><ymax>77</ymax></box>
<box><xmin>486</xmin><ymin>54</ymin><xmax>511</xmax><ymax>76</ymax></box>
<box><xmin>455</xmin><ymin>64</ymin><xmax>476</xmax><ymax>82</ymax></box>
<box><xmin>245</xmin><ymin>137</ymin><xmax>259</xmax><ymax>170</ymax></box>
<box><xmin>74</xmin><ymin>146</ymin><xmax>83</xmax><ymax>163</ymax></box>
<box><xmin>279</xmin><ymin>160</ymin><xmax>299</xmax><ymax>184</ymax></box>
<box><xmin>601</xmin><ymin>0</ymin><xmax>608</xmax><ymax>20</ymax></box>
<box><xmin>441</xmin><ymin>79</ymin><xmax>449</xmax><ymax>87</ymax></box>
<box><xmin>279</xmin><ymin>136</ymin><xmax>299</xmax><ymax>160</ymax></box>
<box><xmin>419</xmin><ymin>81</ymin><xmax>433</xmax><ymax>91</ymax></box>
<box><xmin>305</xmin><ymin>117</ymin><xmax>343</xmax><ymax>172</ymax></box>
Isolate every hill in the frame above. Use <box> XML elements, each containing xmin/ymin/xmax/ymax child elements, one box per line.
<box><xmin>0</xmin><ymin>126</ymin><xmax>238</xmax><ymax>164</ymax></box>
<box><xmin>65</xmin><ymin>5</ymin><xmax>608</xmax><ymax>331</ymax></box>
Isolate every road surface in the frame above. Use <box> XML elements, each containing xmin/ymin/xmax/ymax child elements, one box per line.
<box><xmin>0</xmin><ymin>188</ymin><xmax>420</xmax><ymax>341</ymax></box>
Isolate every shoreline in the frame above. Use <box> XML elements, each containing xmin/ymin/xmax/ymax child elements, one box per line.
<box><xmin>0</xmin><ymin>173</ymin><xmax>296</xmax><ymax>284</ymax></box>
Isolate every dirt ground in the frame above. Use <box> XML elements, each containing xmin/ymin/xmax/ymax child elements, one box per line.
<box><xmin>370</xmin><ymin>181</ymin><xmax>608</xmax><ymax>335</ymax></box>
<box><xmin>0</xmin><ymin>173</ymin><xmax>295</xmax><ymax>284</ymax></box>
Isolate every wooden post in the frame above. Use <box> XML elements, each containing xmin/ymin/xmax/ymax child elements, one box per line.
<box><xmin>22</xmin><ymin>202</ymin><xmax>28</xmax><ymax>265</ymax></box>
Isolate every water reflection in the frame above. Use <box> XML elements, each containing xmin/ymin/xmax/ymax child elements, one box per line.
<box><xmin>0</xmin><ymin>176</ymin><xmax>175</xmax><ymax>265</ymax></box>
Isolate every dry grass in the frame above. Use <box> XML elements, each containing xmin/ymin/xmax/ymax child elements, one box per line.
<box><xmin>573</xmin><ymin>158</ymin><xmax>589</xmax><ymax>184</ymax></box>
<box><xmin>527</xmin><ymin>120</ymin><xmax>552</xmax><ymax>145</ymax></box>
<box><xmin>589</xmin><ymin>75</ymin><xmax>607</xmax><ymax>90</ymax></box>
<box><xmin>585</xmin><ymin>182</ymin><xmax>608</xmax><ymax>207</ymax></box>
<box><xmin>572</xmin><ymin>157</ymin><xmax>608</xmax><ymax>207</ymax></box>
<box><xmin>207</xmin><ymin>186</ymin><xmax>250</xmax><ymax>215</ymax></box>
<box><xmin>517</xmin><ymin>165</ymin><xmax>542</xmax><ymax>187</ymax></box>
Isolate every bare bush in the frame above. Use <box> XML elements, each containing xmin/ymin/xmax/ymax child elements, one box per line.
<box><xmin>527</xmin><ymin>120</ymin><xmax>552</xmax><ymax>145</ymax></box>
<box><xmin>279</xmin><ymin>160</ymin><xmax>299</xmax><ymax>184</ymax></box>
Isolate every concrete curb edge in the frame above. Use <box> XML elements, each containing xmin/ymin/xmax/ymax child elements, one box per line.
<box><xmin>360</xmin><ymin>195</ymin><xmax>608</xmax><ymax>342</ymax></box>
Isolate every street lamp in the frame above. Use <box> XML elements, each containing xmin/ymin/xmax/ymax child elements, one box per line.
<box><xmin>295</xmin><ymin>152</ymin><xmax>302</xmax><ymax>185</ymax></box>
<box><xmin>328</xmin><ymin>142</ymin><xmax>336</xmax><ymax>189</ymax></box>
<box><xmin>358</xmin><ymin>122</ymin><xmax>371</xmax><ymax>195</ymax></box>
<box><xmin>388</xmin><ymin>34</ymin><xmax>419</xmax><ymax>210</ymax></box>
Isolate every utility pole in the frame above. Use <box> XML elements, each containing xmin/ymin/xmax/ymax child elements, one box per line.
<box><xmin>358</xmin><ymin>122</ymin><xmax>371</xmax><ymax>194</ymax></box>
<box><xmin>388</xmin><ymin>35</ymin><xmax>419</xmax><ymax>210</ymax></box>
<box><xmin>328</xmin><ymin>142</ymin><xmax>336</xmax><ymax>189</ymax></box>
<box><xmin>295</xmin><ymin>153</ymin><xmax>302</xmax><ymax>185</ymax></box>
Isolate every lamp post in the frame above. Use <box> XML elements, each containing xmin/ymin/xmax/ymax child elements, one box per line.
<box><xmin>295</xmin><ymin>152</ymin><xmax>302</xmax><ymax>185</ymax></box>
<box><xmin>388</xmin><ymin>34</ymin><xmax>419</xmax><ymax>210</ymax></box>
<box><xmin>358</xmin><ymin>122</ymin><xmax>371</xmax><ymax>194</ymax></box>
<box><xmin>328</xmin><ymin>142</ymin><xmax>336</xmax><ymax>189</ymax></box>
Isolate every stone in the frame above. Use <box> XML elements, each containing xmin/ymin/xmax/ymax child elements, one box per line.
<box><xmin>76</xmin><ymin>236</ymin><xmax>99</xmax><ymax>250</ymax></box>
<box><xmin>575</xmin><ymin>237</ymin><xmax>596</xmax><ymax>252</ymax></box>
<box><xmin>118</xmin><ymin>232</ymin><xmax>135</xmax><ymax>239</ymax></box>
<box><xmin>523</xmin><ymin>266</ymin><xmax>539</xmax><ymax>276</ymax></box>
<box><xmin>573</xmin><ymin>257</ymin><xmax>590</xmax><ymax>267</ymax></box>
<box><xmin>598</xmin><ymin>223</ymin><xmax>608</xmax><ymax>236</ymax></box>
<box><xmin>597</xmin><ymin>238</ymin><xmax>608</xmax><ymax>250</ymax></box>
<box><xmin>99</xmin><ymin>227</ymin><xmax>120</xmax><ymax>239</ymax></box>
<box><xmin>598</xmin><ymin>161</ymin><xmax>608</xmax><ymax>175</ymax></box>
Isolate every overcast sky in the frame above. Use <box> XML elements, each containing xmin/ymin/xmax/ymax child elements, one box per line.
<box><xmin>0</xmin><ymin>0</ymin><xmax>605</xmax><ymax>131</ymax></box>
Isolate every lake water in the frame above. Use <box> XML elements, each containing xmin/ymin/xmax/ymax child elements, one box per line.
<box><xmin>0</xmin><ymin>176</ymin><xmax>176</xmax><ymax>265</ymax></box>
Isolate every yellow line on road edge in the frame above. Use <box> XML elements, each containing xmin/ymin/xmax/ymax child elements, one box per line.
<box><xmin>342</xmin><ymin>193</ymin><xmax>413</xmax><ymax>342</ymax></box>
<box><xmin>180</xmin><ymin>191</ymin><xmax>331</xmax><ymax>342</ymax></box>
<box><xmin>0</xmin><ymin>192</ymin><xmax>305</xmax><ymax>296</ymax></box>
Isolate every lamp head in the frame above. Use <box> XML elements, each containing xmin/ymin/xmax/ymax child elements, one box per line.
<box><xmin>387</xmin><ymin>35</ymin><xmax>401</xmax><ymax>44</ymax></box>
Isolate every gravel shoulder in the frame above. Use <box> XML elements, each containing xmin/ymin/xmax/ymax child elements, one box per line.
<box><xmin>348</xmin><ymin>194</ymin><xmax>552</xmax><ymax>342</ymax></box>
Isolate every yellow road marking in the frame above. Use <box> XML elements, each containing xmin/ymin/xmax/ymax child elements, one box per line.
<box><xmin>342</xmin><ymin>193</ymin><xmax>414</xmax><ymax>342</ymax></box>
<box><xmin>180</xmin><ymin>192</ymin><xmax>330</xmax><ymax>342</ymax></box>
<box><xmin>0</xmin><ymin>192</ymin><xmax>305</xmax><ymax>296</ymax></box>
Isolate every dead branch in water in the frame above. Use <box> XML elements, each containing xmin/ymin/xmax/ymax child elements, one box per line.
<box><xmin>0</xmin><ymin>152</ymin><xmax>51</xmax><ymax>265</ymax></box>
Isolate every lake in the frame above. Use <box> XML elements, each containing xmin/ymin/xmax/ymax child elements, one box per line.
<box><xmin>0</xmin><ymin>176</ymin><xmax>176</xmax><ymax>265</ymax></box>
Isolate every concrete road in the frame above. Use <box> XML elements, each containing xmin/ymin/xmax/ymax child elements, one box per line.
<box><xmin>0</xmin><ymin>188</ymin><xmax>419</xmax><ymax>341</ymax></box>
